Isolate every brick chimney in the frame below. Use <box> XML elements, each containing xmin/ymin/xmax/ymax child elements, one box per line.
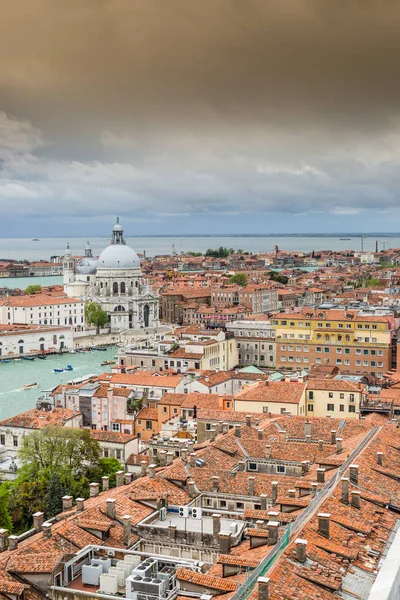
<box><xmin>166</xmin><ymin>452</ymin><xmax>174</xmax><ymax>465</ymax></box>
<box><xmin>311</xmin><ymin>482</ymin><xmax>318</xmax><ymax>496</ymax></box>
<box><xmin>106</xmin><ymin>498</ymin><xmax>116</xmax><ymax>520</ymax></box>
<box><xmin>124</xmin><ymin>473</ymin><xmax>132</xmax><ymax>485</ymax></box>
<box><xmin>212</xmin><ymin>514</ymin><xmax>221</xmax><ymax>535</ymax></box>
<box><xmin>219</xmin><ymin>533</ymin><xmax>232</xmax><ymax>554</ymax></box>
<box><xmin>267</xmin><ymin>521</ymin><xmax>279</xmax><ymax>545</ymax></box>
<box><xmin>180</xmin><ymin>448</ymin><xmax>188</xmax><ymax>462</ymax></box>
<box><xmin>257</xmin><ymin>577</ymin><xmax>270</xmax><ymax>600</ymax></box>
<box><xmin>212</xmin><ymin>476</ymin><xmax>219</xmax><ymax>492</ymax></box>
<box><xmin>140</xmin><ymin>460</ymin><xmax>147</xmax><ymax>475</ymax></box>
<box><xmin>221</xmin><ymin>422</ymin><xmax>229</xmax><ymax>434</ymax></box>
<box><xmin>316</xmin><ymin>468</ymin><xmax>326</xmax><ymax>484</ymax></box>
<box><xmin>287</xmin><ymin>489</ymin><xmax>296</xmax><ymax>498</ymax></box>
<box><xmin>377</xmin><ymin>452</ymin><xmax>383</xmax><ymax>466</ymax></box>
<box><xmin>260</xmin><ymin>494</ymin><xmax>268</xmax><ymax>511</ymax></box>
<box><xmin>0</xmin><ymin>529</ymin><xmax>8</xmax><ymax>553</ymax></box>
<box><xmin>235</xmin><ymin>425</ymin><xmax>242</xmax><ymax>438</ymax></box>
<box><xmin>159</xmin><ymin>450</ymin><xmax>167</xmax><ymax>466</ymax></box>
<box><xmin>246</xmin><ymin>414</ymin><xmax>252</xmax><ymax>427</ymax></box>
<box><xmin>115</xmin><ymin>470</ymin><xmax>125</xmax><ymax>486</ymax></box>
<box><xmin>336</xmin><ymin>437</ymin><xmax>343</xmax><ymax>453</ymax></box>
<box><xmin>317</xmin><ymin>513</ymin><xmax>330</xmax><ymax>538</ymax></box>
<box><xmin>349</xmin><ymin>464</ymin><xmax>359</xmax><ymax>485</ymax></box>
<box><xmin>265</xmin><ymin>445</ymin><xmax>271</xmax><ymax>459</ymax></box>
<box><xmin>102</xmin><ymin>476</ymin><xmax>110</xmax><ymax>492</ymax></box>
<box><xmin>295</xmin><ymin>538</ymin><xmax>307</xmax><ymax>563</ymax></box>
<box><xmin>271</xmin><ymin>481</ymin><xmax>278</xmax><ymax>505</ymax></box>
<box><xmin>189</xmin><ymin>452</ymin><xmax>197</xmax><ymax>467</ymax></box>
<box><xmin>32</xmin><ymin>511</ymin><xmax>44</xmax><ymax>531</ymax></box>
<box><xmin>76</xmin><ymin>498</ymin><xmax>85</xmax><ymax>512</ymax></box>
<box><xmin>188</xmin><ymin>479</ymin><xmax>196</xmax><ymax>498</ymax></box>
<box><xmin>42</xmin><ymin>522</ymin><xmax>52</xmax><ymax>539</ymax></box>
<box><xmin>148</xmin><ymin>464</ymin><xmax>157</xmax><ymax>478</ymax></box>
<box><xmin>257</xmin><ymin>429</ymin><xmax>264</xmax><ymax>440</ymax></box>
<box><xmin>318</xmin><ymin>440</ymin><xmax>324</xmax><ymax>452</ymax></box>
<box><xmin>89</xmin><ymin>482</ymin><xmax>99</xmax><ymax>497</ymax></box>
<box><xmin>341</xmin><ymin>477</ymin><xmax>349</xmax><ymax>504</ymax></box>
<box><xmin>248</xmin><ymin>476</ymin><xmax>256</xmax><ymax>496</ymax></box>
<box><xmin>331</xmin><ymin>430</ymin><xmax>337</xmax><ymax>444</ymax></box>
<box><xmin>208</xmin><ymin>428</ymin><xmax>217</xmax><ymax>442</ymax></box>
<box><xmin>8</xmin><ymin>535</ymin><xmax>18</xmax><ymax>551</ymax></box>
<box><xmin>351</xmin><ymin>490</ymin><xmax>361</xmax><ymax>509</ymax></box>
<box><xmin>123</xmin><ymin>515</ymin><xmax>131</xmax><ymax>547</ymax></box>
<box><xmin>305</xmin><ymin>434</ymin><xmax>312</xmax><ymax>444</ymax></box>
<box><xmin>62</xmin><ymin>495</ymin><xmax>73</xmax><ymax>512</ymax></box>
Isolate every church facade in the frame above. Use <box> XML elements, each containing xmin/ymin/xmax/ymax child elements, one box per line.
<box><xmin>63</xmin><ymin>218</ymin><xmax>159</xmax><ymax>332</ymax></box>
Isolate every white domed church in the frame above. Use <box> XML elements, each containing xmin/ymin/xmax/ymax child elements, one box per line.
<box><xmin>63</xmin><ymin>218</ymin><xmax>159</xmax><ymax>332</ymax></box>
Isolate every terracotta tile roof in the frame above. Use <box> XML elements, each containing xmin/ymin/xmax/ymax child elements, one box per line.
<box><xmin>217</xmin><ymin>555</ymin><xmax>259</xmax><ymax>568</ymax></box>
<box><xmin>234</xmin><ymin>381</ymin><xmax>306</xmax><ymax>404</ymax></box>
<box><xmin>0</xmin><ymin>407</ymin><xmax>79</xmax><ymax>429</ymax></box>
<box><xmin>0</xmin><ymin>294</ymin><xmax>82</xmax><ymax>307</ymax></box>
<box><xmin>97</xmin><ymin>373</ymin><xmax>183</xmax><ymax>388</ymax></box>
<box><xmin>90</xmin><ymin>430</ymin><xmax>137</xmax><ymax>443</ymax></box>
<box><xmin>0</xmin><ymin>577</ymin><xmax>26</xmax><ymax>595</ymax></box>
<box><xmin>159</xmin><ymin>394</ymin><xmax>187</xmax><ymax>406</ymax></box>
<box><xmin>176</xmin><ymin>568</ymin><xmax>237</xmax><ymax>592</ymax></box>
<box><xmin>136</xmin><ymin>407</ymin><xmax>158</xmax><ymax>421</ymax></box>
<box><xmin>6</xmin><ymin>552</ymin><xmax>63</xmax><ymax>573</ymax></box>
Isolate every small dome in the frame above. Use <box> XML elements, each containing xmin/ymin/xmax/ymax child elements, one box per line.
<box><xmin>97</xmin><ymin>244</ymin><xmax>140</xmax><ymax>270</ymax></box>
<box><xmin>76</xmin><ymin>258</ymin><xmax>98</xmax><ymax>275</ymax></box>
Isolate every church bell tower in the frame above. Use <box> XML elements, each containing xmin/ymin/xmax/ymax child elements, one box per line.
<box><xmin>63</xmin><ymin>243</ymin><xmax>75</xmax><ymax>285</ymax></box>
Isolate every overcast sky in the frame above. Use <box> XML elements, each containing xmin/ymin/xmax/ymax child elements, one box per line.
<box><xmin>2</xmin><ymin>0</ymin><xmax>400</xmax><ymax>237</ymax></box>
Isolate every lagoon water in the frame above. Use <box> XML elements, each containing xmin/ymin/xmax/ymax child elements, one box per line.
<box><xmin>0</xmin><ymin>235</ymin><xmax>399</xmax><ymax>262</ymax></box>
<box><xmin>0</xmin><ymin>347</ymin><xmax>117</xmax><ymax>420</ymax></box>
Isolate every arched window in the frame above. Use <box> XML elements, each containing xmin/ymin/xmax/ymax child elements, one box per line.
<box><xmin>113</xmin><ymin>282</ymin><xmax>118</xmax><ymax>294</ymax></box>
<box><xmin>60</xmin><ymin>335</ymin><xmax>65</xmax><ymax>339</ymax></box>
<box><xmin>144</xmin><ymin>304</ymin><xmax>150</xmax><ymax>328</ymax></box>
<box><xmin>135</xmin><ymin>281</ymin><xmax>138</xmax><ymax>288</ymax></box>
<box><xmin>114</xmin><ymin>306</ymin><xmax>125</xmax><ymax>312</ymax></box>
<box><xmin>39</xmin><ymin>337</ymin><xmax>45</xmax><ymax>342</ymax></box>
<box><xmin>18</xmin><ymin>339</ymin><xmax>24</xmax><ymax>344</ymax></box>
<box><xmin>120</xmin><ymin>282</ymin><xmax>126</xmax><ymax>294</ymax></box>
<box><xmin>100</xmin><ymin>282</ymin><xmax>103</xmax><ymax>288</ymax></box>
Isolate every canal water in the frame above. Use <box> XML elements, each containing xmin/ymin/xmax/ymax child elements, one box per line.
<box><xmin>0</xmin><ymin>275</ymin><xmax>63</xmax><ymax>290</ymax></box>
<box><xmin>0</xmin><ymin>346</ymin><xmax>117</xmax><ymax>421</ymax></box>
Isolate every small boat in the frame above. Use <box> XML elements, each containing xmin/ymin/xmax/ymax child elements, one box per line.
<box><xmin>32</xmin><ymin>238</ymin><xmax>40</xmax><ymax>241</ymax></box>
<box><xmin>53</xmin><ymin>368</ymin><xmax>64</xmax><ymax>373</ymax></box>
<box><xmin>23</xmin><ymin>382</ymin><xmax>37</xmax><ymax>389</ymax></box>
<box><xmin>38</xmin><ymin>355</ymin><xmax>46</xmax><ymax>360</ymax></box>
<box><xmin>93</xmin><ymin>346</ymin><xmax>107</xmax><ymax>351</ymax></box>
<box><xmin>65</xmin><ymin>365</ymin><xmax>73</xmax><ymax>371</ymax></box>
<box><xmin>22</xmin><ymin>356</ymin><xmax>35</xmax><ymax>361</ymax></box>
<box><xmin>339</xmin><ymin>237</ymin><xmax>351</xmax><ymax>240</ymax></box>
<box><xmin>101</xmin><ymin>360</ymin><xmax>116</xmax><ymax>366</ymax></box>
<box><xmin>1</xmin><ymin>359</ymin><xmax>9</xmax><ymax>363</ymax></box>
<box><xmin>14</xmin><ymin>358</ymin><xmax>22</xmax><ymax>362</ymax></box>
<box><xmin>69</xmin><ymin>350</ymin><xmax>76</xmax><ymax>354</ymax></box>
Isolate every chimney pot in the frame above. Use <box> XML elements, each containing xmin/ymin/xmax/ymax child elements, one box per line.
<box><xmin>295</xmin><ymin>538</ymin><xmax>308</xmax><ymax>563</ymax></box>
<box><xmin>76</xmin><ymin>498</ymin><xmax>85</xmax><ymax>512</ymax></box>
<box><xmin>140</xmin><ymin>460</ymin><xmax>147</xmax><ymax>475</ymax></box>
<box><xmin>235</xmin><ymin>425</ymin><xmax>242</xmax><ymax>438</ymax></box>
<box><xmin>331</xmin><ymin>430</ymin><xmax>337</xmax><ymax>444</ymax></box>
<box><xmin>189</xmin><ymin>452</ymin><xmax>197</xmax><ymax>467</ymax></box>
<box><xmin>336</xmin><ymin>437</ymin><xmax>343</xmax><ymax>453</ymax></box>
<box><xmin>317</xmin><ymin>513</ymin><xmax>331</xmax><ymax>538</ymax></box>
<box><xmin>311</xmin><ymin>482</ymin><xmax>318</xmax><ymax>496</ymax></box>
<box><xmin>316</xmin><ymin>468</ymin><xmax>326</xmax><ymax>483</ymax></box>
<box><xmin>62</xmin><ymin>495</ymin><xmax>73</xmax><ymax>512</ymax></box>
<box><xmin>318</xmin><ymin>440</ymin><xmax>324</xmax><ymax>452</ymax></box>
<box><xmin>265</xmin><ymin>444</ymin><xmax>271</xmax><ymax>459</ymax></box>
<box><xmin>123</xmin><ymin>514</ymin><xmax>131</xmax><ymax>547</ymax></box>
<box><xmin>271</xmin><ymin>481</ymin><xmax>278</xmax><ymax>505</ymax></box>
<box><xmin>115</xmin><ymin>470</ymin><xmax>125</xmax><ymax>486</ymax></box>
<box><xmin>89</xmin><ymin>482</ymin><xmax>99</xmax><ymax>497</ymax></box>
<box><xmin>257</xmin><ymin>577</ymin><xmax>270</xmax><ymax>600</ymax></box>
<box><xmin>124</xmin><ymin>473</ymin><xmax>132</xmax><ymax>485</ymax></box>
<box><xmin>377</xmin><ymin>452</ymin><xmax>383</xmax><ymax>466</ymax></box>
<box><xmin>267</xmin><ymin>521</ymin><xmax>279</xmax><ymax>545</ymax></box>
<box><xmin>212</xmin><ymin>476</ymin><xmax>219</xmax><ymax>492</ymax></box>
<box><xmin>351</xmin><ymin>490</ymin><xmax>361</xmax><ymax>509</ymax></box>
<box><xmin>349</xmin><ymin>464</ymin><xmax>359</xmax><ymax>485</ymax></box>
<box><xmin>248</xmin><ymin>476</ymin><xmax>256</xmax><ymax>496</ymax></box>
<box><xmin>106</xmin><ymin>498</ymin><xmax>116</xmax><ymax>520</ymax></box>
<box><xmin>260</xmin><ymin>494</ymin><xmax>268</xmax><ymax>511</ymax></box>
<box><xmin>305</xmin><ymin>434</ymin><xmax>312</xmax><ymax>443</ymax></box>
<box><xmin>188</xmin><ymin>479</ymin><xmax>196</xmax><ymax>498</ymax></box>
<box><xmin>148</xmin><ymin>464</ymin><xmax>157</xmax><ymax>478</ymax></box>
<box><xmin>32</xmin><ymin>511</ymin><xmax>44</xmax><ymax>531</ymax></box>
<box><xmin>166</xmin><ymin>452</ymin><xmax>174</xmax><ymax>465</ymax></box>
<box><xmin>257</xmin><ymin>429</ymin><xmax>264</xmax><ymax>440</ymax></box>
<box><xmin>180</xmin><ymin>448</ymin><xmax>188</xmax><ymax>462</ymax></box>
<box><xmin>42</xmin><ymin>522</ymin><xmax>52</xmax><ymax>539</ymax></box>
<box><xmin>8</xmin><ymin>535</ymin><xmax>18</xmax><ymax>551</ymax></box>
<box><xmin>101</xmin><ymin>476</ymin><xmax>110</xmax><ymax>491</ymax></box>
<box><xmin>341</xmin><ymin>477</ymin><xmax>349</xmax><ymax>505</ymax></box>
<box><xmin>0</xmin><ymin>529</ymin><xmax>8</xmax><ymax>553</ymax></box>
<box><xmin>159</xmin><ymin>450</ymin><xmax>167</xmax><ymax>466</ymax></box>
<box><xmin>287</xmin><ymin>489</ymin><xmax>296</xmax><ymax>498</ymax></box>
<box><xmin>212</xmin><ymin>513</ymin><xmax>221</xmax><ymax>535</ymax></box>
<box><xmin>218</xmin><ymin>532</ymin><xmax>232</xmax><ymax>554</ymax></box>
<box><xmin>246</xmin><ymin>415</ymin><xmax>251</xmax><ymax>427</ymax></box>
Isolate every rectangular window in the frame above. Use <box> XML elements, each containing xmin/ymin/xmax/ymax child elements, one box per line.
<box><xmin>340</xmin><ymin>393</ymin><xmax>344</xmax><ymax>399</ymax></box>
<box><xmin>276</xmin><ymin>465</ymin><xmax>286</xmax><ymax>474</ymax></box>
<box><xmin>307</xmin><ymin>404</ymin><xmax>314</xmax><ymax>411</ymax></box>
<box><xmin>262</xmin><ymin>406</ymin><xmax>269</xmax><ymax>413</ymax></box>
<box><xmin>329</xmin><ymin>392</ymin><xmax>333</xmax><ymax>398</ymax></box>
<box><xmin>316</xmin><ymin>347</ymin><xmax>322</xmax><ymax>353</ymax></box>
<box><xmin>248</xmin><ymin>463</ymin><xmax>258</xmax><ymax>471</ymax></box>
<box><xmin>348</xmin><ymin>405</ymin><xmax>356</xmax><ymax>413</ymax></box>
<box><xmin>324</xmin><ymin>347</ymin><xmax>330</xmax><ymax>353</ymax></box>
<box><xmin>0</xmin><ymin>434</ymin><xmax>4</xmax><ymax>446</ymax></box>
<box><xmin>339</xmin><ymin>404</ymin><xmax>344</xmax><ymax>411</ymax></box>
<box><xmin>349</xmin><ymin>394</ymin><xmax>354</xmax><ymax>402</ymax></box>
<box><xmin>327</xmin><ymin>403</ymin><xmax>334</xmax><ymax>411</ymax></box>
<box><xmin>13</xmin><ymin>436</ymin><xmax>18</xmax><ymax>447</ymax></box>
<box><xmin>345</xmin><ymin>348</ymin><xmax>350</xmax><ymax>354</ymax></box>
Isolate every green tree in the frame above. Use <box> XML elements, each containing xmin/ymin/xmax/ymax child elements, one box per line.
<box><xmin>0</xmin><ymin>483</ymin><xmax>12</xmax><ymax>532</ymax></box>
<box><xmin>44</xmin><ymin>473</ymin><xmax>65</xmax><ymax>519</ymax></box>
<box><xmin>268</xmin><ymin>270</ymin><xmax>289</xmax><ymax>285</ymax></box>
<box><xmin>205</xmin><ymin>247</ymin><xmax>234</xmax><ymax>258</ymax></box>
<box><xmin>228</xmin><ymin>273</ymin><xmax>248</xmax><ymax>286</ymax></box>
<box><xmin>84</xmin><ymin>302</ymin><xmax>109</xmax><ymax>333</ymax></box>
<box><xmin>186</xmin><ymin>251</ymin><xmax>202</xmax><ymax>257</ymax></box>
<box><xmin>98</xmin><ymin>458</ymin><xmax>123</xmax><ymax>488</ymax></box>
<box><xmin>19</xmin><ymin>427</ymin><xmax>101</xmax><ymax>480</ymax></box>
<box><xmin>25</xmin><ymin>284</ymin><xmax>42</xmax><ymax>294</ymax></box>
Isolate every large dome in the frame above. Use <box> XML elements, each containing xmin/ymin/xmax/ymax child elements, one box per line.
<box><xmin>97</xmin><ymin>218</ymin><xmax>141</xmax><ymax>270</ymax></box>
<box><xmin>76</xmin><ymin>257</ymin><xmax>98</xmax><ymax>274</ymax></box>
<box><xmin>97</xmin><ymin>243</ymin><xmax>140</xmax><ymax>269</ymax></box>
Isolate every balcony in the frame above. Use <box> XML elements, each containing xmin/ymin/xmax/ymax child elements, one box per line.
<box><xmin>360</xmin><ymin>399</ymin><xmax>393</xmax><ymax>415</ymax></box>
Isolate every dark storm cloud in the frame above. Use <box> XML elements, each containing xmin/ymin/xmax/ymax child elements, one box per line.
<box><xmin>1</xmin><ymin>0</ymin><xmax>400</xmax><ymax>233</ymax></box>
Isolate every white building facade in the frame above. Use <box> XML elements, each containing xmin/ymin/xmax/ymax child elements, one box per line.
<box><xmin>64</xmin><ymin>219</ymin><xmax>159</xmax><ymax>333</ymax></box>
